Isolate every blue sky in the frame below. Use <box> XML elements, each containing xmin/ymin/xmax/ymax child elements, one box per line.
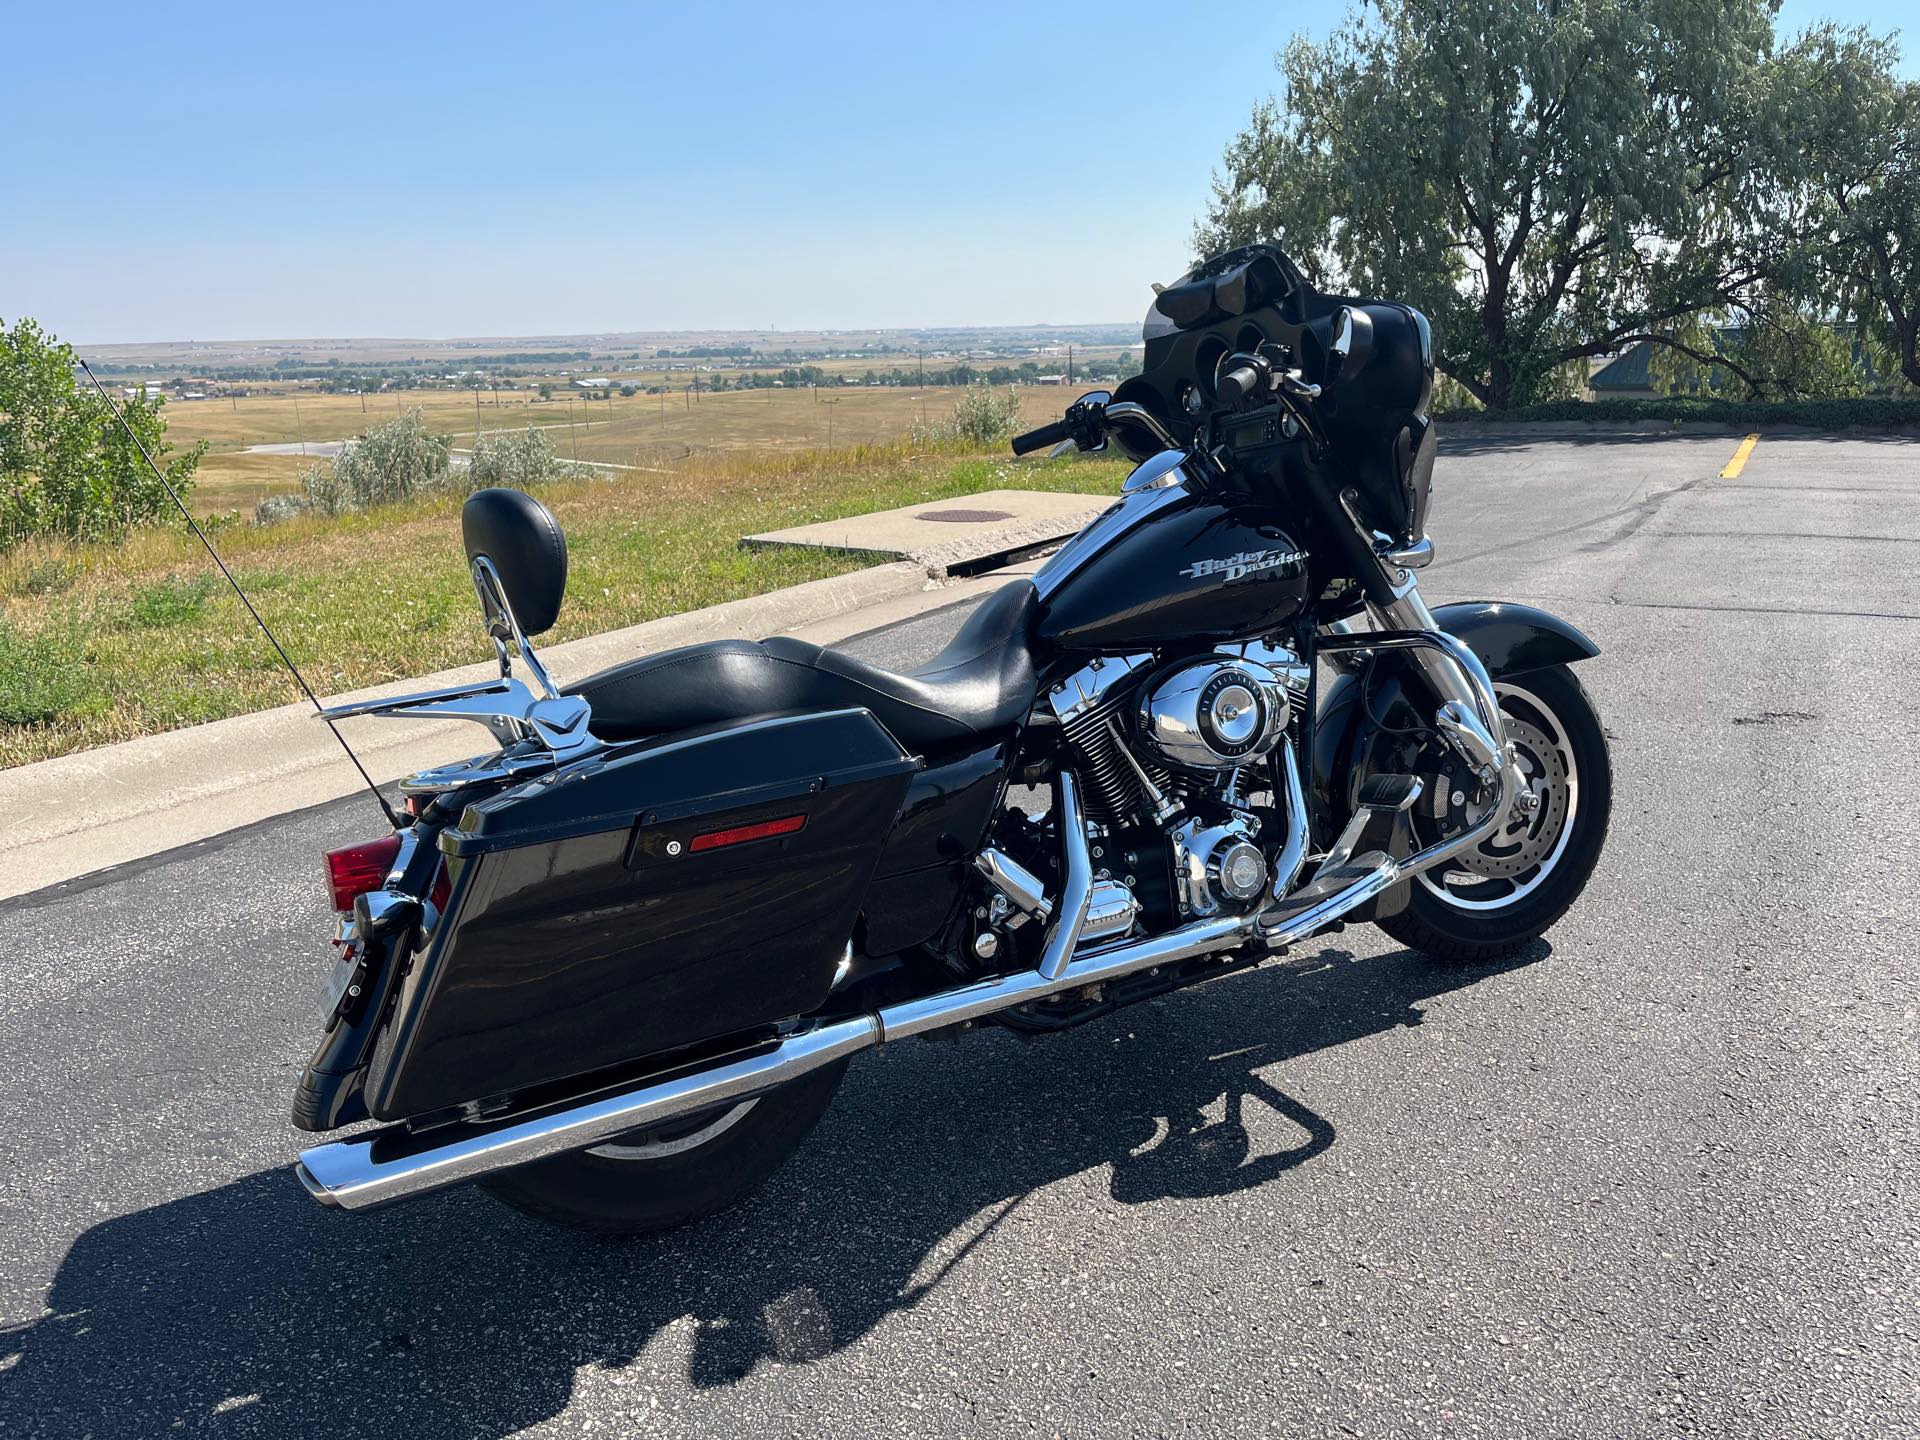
<box><xmin>2</xmin><ymin>1</ymin><xmax>1910</xmax><ymax>344</ymax></box>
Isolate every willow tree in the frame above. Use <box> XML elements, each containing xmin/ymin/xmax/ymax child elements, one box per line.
<box><xmin>1197</xmin><ymin>0</ymin><xmax>1787</xmax><ymax>409</ymax></box>
<box><xmin>1764</xmin><ymin>26</ymin><xmax>1920</xmax><ymax>390</ymax></box>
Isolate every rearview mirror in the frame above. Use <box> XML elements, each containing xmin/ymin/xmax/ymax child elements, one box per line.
<box><xmin>1326</xmin><ymin>305</ymin><xmax>1376</xmax><ymax>384</ymax></box>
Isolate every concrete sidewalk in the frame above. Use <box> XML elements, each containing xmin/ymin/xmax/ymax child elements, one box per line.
<box><xmin>745</xmin><ymin>487</ymin><xmax>1110</xmax><ymax>576</ymax></box>
<box><xmin>0</xmin><ymin>559</ymin><xmax>1032</xmax><ymax>902</ymax></box>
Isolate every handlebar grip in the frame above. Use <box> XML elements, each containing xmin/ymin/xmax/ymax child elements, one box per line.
<box><xmin>1217</xmin><ymin>363</ymin><xmax>1264</xmax><ymax>406</ymax></box>
<box><xmin>1010</xmin><ymin>419</ymin><xmax>1075</xmax><ymax>456</ymax></box>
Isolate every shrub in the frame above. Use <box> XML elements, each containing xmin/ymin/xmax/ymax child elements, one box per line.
<box><xmin>299</xmin><ymin>409</ymin><xmax>452</xmax><ymax>516</ymax></box>
<box><xmin>461</xmin><ymin>426</ymin><xmax>593</xmax><ymax>493</ymax></box>
<box><xmin>912</xmin><ymin>383</ymin><xmax>1023</xmax><ymax>447</ymax></box>
<box><xmin>253</xmin><ymin>493</ymin><xmax>312</xmax><ymax>526</ymax></box>
<box><xmin>1433</xmin><ymin>395</ymin><xmax>1920</xmax><ymax>429</ymax></box>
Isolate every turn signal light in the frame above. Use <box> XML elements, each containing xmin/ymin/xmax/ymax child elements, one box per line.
<box><xmin>688</xmin><ymin>814</ymin><xmax>806</xmax><ymax>853</ymax></box>
<box><xmin>324</xmin><ymin>835</ymin><xmax>403</xmax><ymax>912</ymax></box>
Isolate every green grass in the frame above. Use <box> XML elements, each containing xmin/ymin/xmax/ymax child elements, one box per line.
<box><xmin>0</xmin><ymin>443</ymin><xmax>1128</xmax><ymax>767</ymax></box>
<box><xmin>1436</xmin><ymin>395</ymin><xmax>1920</xmax><ymax>428</ymax></box>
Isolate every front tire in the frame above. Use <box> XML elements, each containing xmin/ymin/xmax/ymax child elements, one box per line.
<box><xmin>479</xmin><ymin>1060</ymin><xmax>848</xmax><ymax>1235</ymax></box>
<box><xmin>1377</xmin><ymin>664</ymin><xmax>1611</xmax><ymax>961</ymax></box>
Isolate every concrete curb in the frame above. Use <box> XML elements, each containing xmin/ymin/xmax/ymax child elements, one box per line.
<box><xmin>0</xmin><ymin>559</ymin><xmax>954</xmax><ymax>902</ymax></box>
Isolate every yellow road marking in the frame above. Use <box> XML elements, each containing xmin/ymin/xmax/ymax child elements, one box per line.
<box><xmin>1719</xmin><ymin>433</ymin><xmax>1760</xmax><ymax>479</ymax></box>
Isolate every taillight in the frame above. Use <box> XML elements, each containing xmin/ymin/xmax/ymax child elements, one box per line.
<box><xmin>324</xmin><ymin>835</ymin><xmax>402</xmax><ymax>913</ymax></box>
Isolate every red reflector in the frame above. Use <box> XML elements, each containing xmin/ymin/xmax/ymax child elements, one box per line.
<box><xmin>688</xmin><ymin>813</ymin><xmax>806</xmax><ymax>853</ymax></box>
<box><xmin>324</xmin><ymin>835</ymin><xmax>403</xmax><ymax>912</ymax></box>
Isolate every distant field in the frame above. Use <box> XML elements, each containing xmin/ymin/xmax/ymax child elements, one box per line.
<box><xmin>82</xmin><ymin>322</ymin><xmax>1140</xmax><ymax>371</ymax></box>
<box><xmin>166</xmin><ymin>384</ymin><xmax>1102</xmax><ymax>515</ymax></box>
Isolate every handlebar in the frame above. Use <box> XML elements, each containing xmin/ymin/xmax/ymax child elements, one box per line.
<box><xmin>1216</xmin><ymin>362</ymin><xmax>1265</xmax><ymax>406</ymax></box>
<box><xmin>1010</xmin><ymin>418</ymin><xmax>1076</xmax><ymax>456</ymax></box>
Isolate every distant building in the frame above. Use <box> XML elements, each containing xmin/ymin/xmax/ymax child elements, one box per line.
<box><xmin>1587</xmin><ymin>343</ymin><xmax>1666</xmax><ymax>397</ymax></box>
<box><xmin>572</xmin><ymin>377</ymin><xmax>612</xmax><ymax>389</ymax></box>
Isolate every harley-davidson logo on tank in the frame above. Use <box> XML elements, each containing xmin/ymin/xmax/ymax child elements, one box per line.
<box><xmin>1180</xmin><ymin>547</ymin><xmax>1305</xmax><ymax>584</ymax></box>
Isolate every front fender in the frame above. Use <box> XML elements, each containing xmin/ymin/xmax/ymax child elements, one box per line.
<box><xmin>1425</xmin><ymin>600</ymin><xmax>1598</xmax><ymax>679</ymax></box>
<box><xmin>1309</xmin><ymin>601</ymin><xmax>1598</xmax><ymax>835</ymax></box>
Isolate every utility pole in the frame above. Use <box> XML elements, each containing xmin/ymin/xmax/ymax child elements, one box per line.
<box><xmin>566</xmin><ymin>397</ymin><xmax>578</xmax><ymax>459</ymax></box>
<box><xmin>1067</xmin><ymin>345</ymin><xmax>1074</xmax><ymax>386</ymax></box>
<box><xmin>292</xmin><ymin>392</ymin><xmax>306</xmax><ymax>457</ymax></box>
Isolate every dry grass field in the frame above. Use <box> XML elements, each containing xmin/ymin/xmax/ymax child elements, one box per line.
<box><xmin>0</xmin><ymin>439</ymin><xmax>1130</xmax><ymax>766</ymax></box>
<box><xmin>170</xmin><ymin>384</ymin><xmax>1102</xmax><ymax>515</ymax></box>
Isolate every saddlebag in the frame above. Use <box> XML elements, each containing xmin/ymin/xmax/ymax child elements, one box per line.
<box><xmin>360</xmin><ymin>708</ymin><xmax>919</xmax><ymax>1121</ymax></box>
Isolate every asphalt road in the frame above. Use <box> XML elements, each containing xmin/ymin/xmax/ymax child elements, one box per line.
<box><xmin>3</xmin><ymin>433</ymin><xmax>1915</xmax><ymax>1438</ymax></box>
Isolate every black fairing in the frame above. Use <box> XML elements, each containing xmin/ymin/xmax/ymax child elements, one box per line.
<box><xmin>361</xmin><ymin>709</ymin><xmax>918</xmax><ymax>1120</ymax></box>
<box><xmin>1034</xmin><ymin>487</ymin><xmax>1308</xmax><ymax>653</ymax></box>
<box><xmin>462</xmin><ymin>488</ymin><xmax>567</xmax><ymax>636</ymax></box>
<box><xmin>1121</xmin><ymin>244</ymin><xmax>1436</xmax><ymax>544</ymax></box>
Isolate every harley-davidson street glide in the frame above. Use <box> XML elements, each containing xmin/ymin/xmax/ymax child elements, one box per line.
<box><xmin>290</xmin><ymin>245</ymin><xmax>1611</xmax><ymax>1232</ymax></box>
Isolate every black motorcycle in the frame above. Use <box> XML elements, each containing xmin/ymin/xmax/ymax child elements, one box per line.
<box><xmin>290</xmin><ymin>245</ymin><xmax>1610</xmax><ymax>1232</ymax></box>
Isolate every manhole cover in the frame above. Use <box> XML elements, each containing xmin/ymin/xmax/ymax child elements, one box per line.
<box><xmin>915</xmin><ymin>508</ymin><xmax>1014</xmax><ymax>523</ymax></box>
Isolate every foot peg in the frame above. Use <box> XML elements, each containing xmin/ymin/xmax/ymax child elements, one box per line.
<box><xmin>1323</xmin><ymin>773</ymin><xmax>1422</xmax><ymax>869</ymax></box>
<box><xmin>1356</xmin><ymin>773</ymin><xmax>1422</xmax><ymax>811</ymax></box>
<box><xmin>1256</xmin><ymin>773</ymin><xmax>1420</xmax><ymax>947</ymax></box>
<box><xmin>1257</xmin><ymin>850</ymin><xmax>1400</xmax><ymax>947</ymax></box>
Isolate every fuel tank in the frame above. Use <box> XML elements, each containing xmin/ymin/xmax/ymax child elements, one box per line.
<box><xmin>1032</xmin><ymin>479</ymin><xmax>1309</xmax><ymax>653</ymax></box>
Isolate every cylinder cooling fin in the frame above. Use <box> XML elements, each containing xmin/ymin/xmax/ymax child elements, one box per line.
<box><xmin>1045</xmin><ymin>654</ymin><xmax>1165</xmax><ymax>824</ymax></box>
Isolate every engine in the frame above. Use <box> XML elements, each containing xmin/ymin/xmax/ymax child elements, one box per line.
<box><xmin>1043</xmin><ymin>644</ymin><xmax>1311</xmax><ymax>927</ymax></box>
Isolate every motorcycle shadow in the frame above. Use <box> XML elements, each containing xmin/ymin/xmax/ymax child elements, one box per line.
<box><xmin>2</xmin><ymin>940</ymin><xmax>1545</xmax><ymax>1439</ymax></box>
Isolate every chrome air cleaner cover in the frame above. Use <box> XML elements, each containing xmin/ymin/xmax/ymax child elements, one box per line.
<box><xmin>1137</xmin><ymin>657</ymin><xmax>1288</xmax><ymax>770</ymax></box>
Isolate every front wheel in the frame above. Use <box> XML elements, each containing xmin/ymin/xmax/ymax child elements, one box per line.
<box><xmin>1377</xmin><ymin>664</ymin><xmax>1611</xmax><ymax>961</ymax></box>
<box><xmin>479</xmin><ymin>1060</ymin><xmax>848</xmax><ymax>1235</ymax></box>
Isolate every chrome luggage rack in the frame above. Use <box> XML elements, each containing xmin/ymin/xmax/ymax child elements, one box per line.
<box><xmin>316</xmin><ymin>555</ymin><xmax>603</xmax><ymax>786</ymax></box>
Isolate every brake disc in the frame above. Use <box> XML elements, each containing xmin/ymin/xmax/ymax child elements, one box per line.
<box><xmin>1430</xmin><ymin>714</ymin><xmax>1569</xmax><ymax>879</ymax></box>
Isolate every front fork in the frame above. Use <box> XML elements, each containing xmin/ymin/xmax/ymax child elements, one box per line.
<box><xmin>1332</xmin><ymin>562</ymin><xmax>1533</xmax><ymax>829</ymax></box>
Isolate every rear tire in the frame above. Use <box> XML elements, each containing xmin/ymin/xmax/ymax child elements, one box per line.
<box><xmin>479</xmin><ymin>1060</ymin><xmax>848</xmax><ymax>1235</ymax></box>
<box><xmin>1376</xmin><ymin>664</ymin><xmax>1610</xmax><ymax>961</ymax></box>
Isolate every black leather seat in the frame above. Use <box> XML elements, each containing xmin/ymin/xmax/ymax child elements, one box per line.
<box><xmin>569</xmin><ymin>580</ymin><xmax>1038</xmax><ymax>753</ymax></box>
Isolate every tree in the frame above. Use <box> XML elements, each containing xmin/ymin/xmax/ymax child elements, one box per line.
<box><xmin>1</xmin><ymin>317</ymin><xmax>204</xmax><ymax>548</ymax></box>
<box><xmin>1198</xmin><ymin>0</ymin><xmax>1790</xmax><ymax>408</ymax></box>
<box><xmin>1761</xmin><ymin>26</ymin><xmax>1920</xmax><ymax>389</ymax></box>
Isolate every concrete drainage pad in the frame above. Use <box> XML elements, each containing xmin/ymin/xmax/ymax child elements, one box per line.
<box><xmin>743</xmin><ymin>488</ymin><xmax>1113</xmax><ymax>577</ymax></box>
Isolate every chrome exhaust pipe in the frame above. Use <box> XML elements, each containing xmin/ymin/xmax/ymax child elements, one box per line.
<box><xmin>296</xmin><ymin>906</ymin><xmax>1261</xmax><ymax>1211</ymax></box>
<box><xmin>296</xmin><ymin>1017</ymin><xmax>879</xmax><ymax>1210</ymax></box>
<box><xmin>295</xmin><ymin>750</ymin><xmax>1462</xmax><ymax>1213</ymax></box>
